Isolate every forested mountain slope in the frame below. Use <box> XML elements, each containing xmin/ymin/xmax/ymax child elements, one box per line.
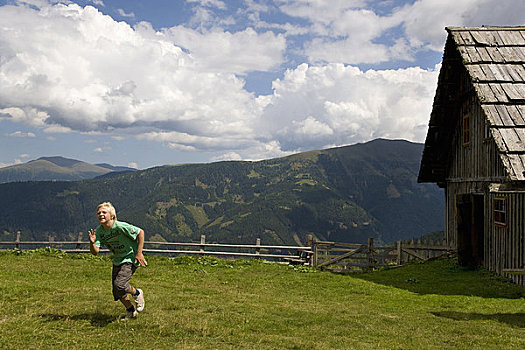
<box><xmin>0</xmin><ymin>139</ymin><xmax>443</xmax><ymax>245</ymax></box>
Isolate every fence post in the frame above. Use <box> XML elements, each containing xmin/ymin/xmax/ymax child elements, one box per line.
<box><xmin>15</xmin><ymin>231</ymin><xmax>21</xmax><ymax>249</ymax></box>
<box><xmin>306</xmin><ymin>234</ymin><xmax>313</xmax><ymax>266</ymax></box>
<box><xmin>367</xmin><ymin>237</ymin><xmax>374</xmax><ymax>268</ymax></box>
<box><xmin>396</xmin><ymin>240</ymin><xmax>402</xmax><ymax>265</ymax></box>
<box><xmin>76</xmin><ymin>232</ymin><xmax>83</xmax><ymax>250</ymax></box>
<box><xmin>200</xmin><ymin>235</ymin><xmax>206</xmax><ymax>255</ymax></box>
<box><xmin>313</xmin><ymin>238</ymin><xmax>318</xmax><ymax>267</ymax></box>
<box><xmin>255</xmin><ymin>238</ymin><xmax>261</xmax><ymax>257</ymax></box>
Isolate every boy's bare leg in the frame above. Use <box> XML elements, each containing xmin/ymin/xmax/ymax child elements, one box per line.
<box><xmin>127</xmin><ymin>285</ymin><xmax>137</xmax><ymax>295</ymax></box>
<box><xmin>120</xmin><ymin>295</ymin><xmax>133</xmax><ymax>309</ymax></box>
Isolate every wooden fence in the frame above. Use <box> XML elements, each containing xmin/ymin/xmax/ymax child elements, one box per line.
<box><xmin>311</xmin><ymin>237</ymin><xmax>454</xmax><ymax>271</ymax></box>
<box><xmin>0</xmin><ymin>231</ymin><xmax>454</xmax><ymax>269</ymax></box>
<box><xmin>0</xmin><ymin>231</ymin><xmax>312</xmax><ymax>263</ymax></box>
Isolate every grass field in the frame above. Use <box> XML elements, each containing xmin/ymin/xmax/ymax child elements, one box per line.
<box><xmin>0</xmin><ymin>248</ymin><xmax>524</xmax><ymax>349</ymax></box>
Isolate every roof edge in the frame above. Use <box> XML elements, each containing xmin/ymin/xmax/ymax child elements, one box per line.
<box><xmin>446</xmin><ymin>26</ymin><xmax>525</xmax><ymax>32</ymax></box>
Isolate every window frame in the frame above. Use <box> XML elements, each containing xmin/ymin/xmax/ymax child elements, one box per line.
<box><xmin>463</xmin><ymin>112</ymin><xmax>472</xmax><ymax>146</ymax></box>
<box><xmin>482</xmin><ymin>117</ymin><xmax>491</xmax><ymax>142</ymax></box>
<box><xmin>493</xmin><ymin>196</ymin><xmax>508</xmax><ymax>227</ymax></box>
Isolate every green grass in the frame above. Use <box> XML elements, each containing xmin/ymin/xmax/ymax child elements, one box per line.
<box><xmin>0</xmin><ymin>249</ymin><xmax>524</xmax><ymax>350</ymax></box>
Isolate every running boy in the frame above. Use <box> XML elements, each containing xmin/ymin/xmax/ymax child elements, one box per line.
<box><xmin>88</xmin><ymin>202</ymin><xmax>147</xmax><ymax>319</ymax></box>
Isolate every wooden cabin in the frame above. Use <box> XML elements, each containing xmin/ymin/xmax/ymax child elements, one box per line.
<box><xmin>418</xmin><ymin>26</ymin><xmax>525</xmax><ymax>285</ymax></box>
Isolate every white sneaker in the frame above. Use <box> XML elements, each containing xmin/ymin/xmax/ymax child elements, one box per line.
<box><xmin>124</xmin><ymin>309</ymin><xmax>138</xmax><ymax>319</ymax></box>
<box><xmin>133</xmin><ymin>288</ymin><xmax>145</xmax><ymax>312</ymax></box>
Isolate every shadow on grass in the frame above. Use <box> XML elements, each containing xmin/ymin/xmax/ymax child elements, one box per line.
<box><xmin>432</xmin><ymin>311</ymin><xmax>525</xmax><ymax>328</ymax></box>
<box><xmin>351</xmin><ymin>258</ymin><xmax>525</xmax><ymax>299</ymax></box>
<box><xmin>40</xmin><ymin>312</ymin><xmax>117</xmax><ymax>327</ymax></box>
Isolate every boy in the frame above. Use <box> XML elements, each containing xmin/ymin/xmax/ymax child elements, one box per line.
<box><xmin>88</xmin><ymin>202</ymin><xmax>147</xmax><ymax>319</ymax></box>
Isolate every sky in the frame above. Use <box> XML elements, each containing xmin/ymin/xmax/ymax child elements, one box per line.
<box><xmin>0</xmin><ymin>0</ymin><xmax>523</xmax><ymax>169</ymax></box>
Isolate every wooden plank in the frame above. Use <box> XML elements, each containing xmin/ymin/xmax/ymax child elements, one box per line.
<box><xmin>465</xmin><ymin>46</ymin><xmax>481</xmax><ymax>62</ymax></box>
<box><xmin>317</xmin><ymin>246</ymin><xmax>365</xmax><ymax>268</ymax></box>
<box><xmin>467</xmin><ymin>65</ymin><xmax>486</xmax><ymax>81</ymax></box>
<box><xmin>506</xmin><ymin>105</ymin><xmax>525</xmax><ymax>125</ymax></box>
<box><xmin>485</xmin><ymin>47</ymin><xmax>504</xmax><ymax>62</ymax></box>
<box><xmin>487</xmin><ymin>64</ymin><xmax>508</xmax><ymax>81</ymax></box>
<box><xmin>482</xmin><ymin>105</ymin><xmax>504</xmax><ymax>125</ymax></box>
<box><xmin>501</xmin><ymin>64</ymin><xmax>525</xmax><ymax>82</ymax></box>
<box><xmin>491</xmin><ymin>31</ymin><xmax>506</xmax><ymax>46</ymax></box>
<box><xmin>402</xmin><ymin>248</ymin><xmax>426</xmax><ymax>260</ymax></box>
<box><xmin>457</xmin><ymin>46</ymin><xmax>470</xmax><ymax>62</ymax></box>
<box><xmin>507</xmin><ymin>154</ymin><xmax>525</xmax><ymax>181</ymax></box>
<box><xmin>514</xmin><ymin>128</ymin><xmax>525</xmax><ymax>147</ymax></box>
<box><xmin>511</xmin><ymin>46</ymin><xmax>525</xmax><ymax>61</ymax></box>
<box><xmin>459</xmin><ymin>31</ymin><xmax>476</xmax><ymax>45</ymax></box>
<box><xmin>490</xmin><ymin>128</ymin><xmax>511</xmax><ymax>152</ymax></box>
<box><xmin>479</xmin><ymin>64</ymin><xmax>496</xmax><ymax>80</ymax></box>
<box><xmin>519</xmin><ymin>154</ymin><xmax>525</xmax><ymax>179</ymax></box>
<box><xmin>495</xmin><ymin>105</ymin><xmax>517</xmax><ymax>126</ymax></box>
<box><xmin>503</xmin><ymin>269</ymin><xmax>525</xmax><ymax>275</ymax></box>
<box><xmin>474</xmin><ymin>83</ymin><xmax>498</xmax><ymax>103</ymax></box>
<box><xmin>470</xmin><ymin>30</ymin><xmax>493</xmax><ymax>46</ymax></box>
<box><xmin>498</xmin><ymin>65</ymin><xmax>522</xmax><ymax>82</ymax></box>
<box><xmin>499</xmin><ymin>31</ymin><xmax>525</xmax><ymax>45</ymax></box>
<box><xmin>451</xmin><ymin>31</ymin><xmax>466</xmax><ymax>45</ymax></box>
<box><xmin>489</xmin><ymin>83</ymin><xmax>509</xmax><ymax>103</ymax></box>
<box><xmin>517</xmin><ymin>106</ymin><xmax>525</xmax><ymax>124</ymax></box>
<box><xmin>476</xmin><ymin>47</ymin><xmax>493</xmax><ymax>62</ymax></box>
<box><xmin>499</xmin><ymin>128</ymin><xmax>525</xmax><ymax>152</ymax></box>
<box><xmin>514</xmin><ymin>64</ymin><xmax>525</xmax><ymax>81</ymax></box>
<box><xmin>501</xmin><ymin>83</ymin><xmax>525</xmax><ymax>101</ymax></box>
<box><xmin>498</xmin><ymin>46</ymin><xmax>521</xmax><ymax>62</ymax></box>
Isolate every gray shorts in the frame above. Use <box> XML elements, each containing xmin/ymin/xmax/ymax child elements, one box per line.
<box><xmin>111</xmin><ymin>263</ymin><xmax>137</xmax><ymax>301</ymax></box>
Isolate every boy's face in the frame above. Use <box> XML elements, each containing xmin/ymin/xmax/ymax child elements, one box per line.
<box><xmin>97</xmin><ymin>206</ymin><xmax>113</xmax><ymax>225</ymax></box>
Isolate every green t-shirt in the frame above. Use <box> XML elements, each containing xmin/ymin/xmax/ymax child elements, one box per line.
<box><xmin>94</xmin><ymin>221</ymin><xmax>141</xmax><ymax>265</ymax></box>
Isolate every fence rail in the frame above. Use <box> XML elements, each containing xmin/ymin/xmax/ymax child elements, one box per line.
<box><xmin>0</xmin><ymin>231</ymin><xmax>312</xmax><ymax>263</ymax></box>
<box><xmin>0</xmin><ymin>231</ymin><xmax>454</xmax><ymax>269</ymax></box>
<box><xmin>312</xmin><ymin>237</ymin><xmax>454</xmax><ymax>271</ymax></box>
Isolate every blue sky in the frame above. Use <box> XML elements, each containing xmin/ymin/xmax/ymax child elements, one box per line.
<box><xmin>0</xmin><ymin>0</ymin><xmax>523</xmax><ymax>169</ymax></box>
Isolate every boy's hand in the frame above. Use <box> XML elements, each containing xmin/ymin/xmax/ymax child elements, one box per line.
<box><xmin>135</xmin><ymin>252</ymin><xmax>147</xmax><ymax>267</ymax></box>
<box><xmin>88</xmin><ymin>229</ymin><xmax>96</xmax><ymax>244</ymax></box>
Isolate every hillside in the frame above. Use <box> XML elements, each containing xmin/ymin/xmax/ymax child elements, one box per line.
<box><xmin>1</xmin><ymin>252</ymin><xmax>523</xmax><ymax>349</ymax></box>
<box><xmin>0</xmin><ymin>139</ymin><xmax>444</xmax><ymax>244</ymax></box>
<box><xmin>0</xmin><ymin>156</ymin><xmax>136</xmax><ymax>183</ymax></box>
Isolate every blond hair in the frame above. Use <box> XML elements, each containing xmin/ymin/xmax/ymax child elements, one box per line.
<box><xmin>96</xmin><ymin>202</ymin><xmax>117</xmax><ymax>220</ymax></box>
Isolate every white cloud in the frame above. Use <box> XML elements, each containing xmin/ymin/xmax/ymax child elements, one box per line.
<box><xmin>3</xmin><ymin>0</ymin><xmax>509</xmax><ymax>164</ymax></box>
<box><xmin>117</xmin><ymin>8</ymin><xmax>135</xmax><ymax>18</ymax></box>
<box><xmin>0</xmin><ymin>2</ymin><xmax>264</xmax><ymax>140</ymax></box>
<box><xmin>187</xmin><ymin>0</ymin><xmax>227</xmax><ymax>10</ymax></box>
<box><xmin>258</xmin><ymin>63</ymin><xmax>439</xmax><ymax>151</ymax></box>
<box><xmin>6</xmin><ymin>131</ymin><xmax>36</xmax><ymax>138</ymax></box>
<box><xmin>279</xmin><ymin>0</ymin><xmax>525</xmax><ymax>64</ymax></box>
<box><xmin>128</xmin><ymin>162</ymin><xmax>138</xmax><ymax>169</ymax></box>
<box><xmin>164</xmin><ymin>26</ymin><xmax>286</xmax><ymax>74</ymax></box>
<box><xmin>398</xmin><ymin>0</ymin><xmax>525</xmax><ymax>51</ymax></box>
<box><xmin>211</xmin><ymin>152</ymin><xmax>243</xmax><ymax>161</ymax></box>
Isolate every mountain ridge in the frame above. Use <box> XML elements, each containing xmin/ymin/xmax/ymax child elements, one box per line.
<box><xmin>0</xmin><ymin>139</ymin><xmax>444</xmax><ymax>245</ymax></box>
<box><xmin>0</xmin><ymin>156</ymin><xmax>137</xmax><ymax>183</ymax></box>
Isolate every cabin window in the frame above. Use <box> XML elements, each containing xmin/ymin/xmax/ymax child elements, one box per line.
<box><xmin>493</xmin><ymin>197</ymin><xmax>507</xmax><ymax>227</ymax></box>
<box><xmin>483</xmin><ymin>117</ymin><xmax>491</xmax><ymax>141</ymax></box>
<box><xmin>463</xmin><ymin>113</ymin><xmax>471</xmax><ymax>146</ymax></box>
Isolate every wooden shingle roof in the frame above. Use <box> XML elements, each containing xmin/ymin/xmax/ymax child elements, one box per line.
<box><xmin>419</xmin><ymin>26</ymin><xmax>525</xmax><ymax>183</ymax></box>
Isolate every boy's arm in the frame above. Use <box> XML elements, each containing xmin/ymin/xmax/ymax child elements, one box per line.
<box><xmin>135</xmin><ymin>229</ymin><xmax>147</xmax><ymax>267</ymax></box>
<box><xmin>88</xmin><ymin>229</ymin><xmax>99</xmax><ymax>255</ymax></box>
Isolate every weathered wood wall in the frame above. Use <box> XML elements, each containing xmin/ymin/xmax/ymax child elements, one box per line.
<box><xmin>444</xmin><ymin>58</ymin><xmax>524</xmax><ymax>285</ymax></box>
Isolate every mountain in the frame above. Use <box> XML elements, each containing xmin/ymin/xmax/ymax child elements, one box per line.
<box><xmin>0</xmin><ymin>156</ymin><xmax>137</xmax><ymax>183</ymax></box>
<box><xmin>0</xmin><ymin>139</ymin><xmax>444</xmax><ymax>245</ymax></box>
